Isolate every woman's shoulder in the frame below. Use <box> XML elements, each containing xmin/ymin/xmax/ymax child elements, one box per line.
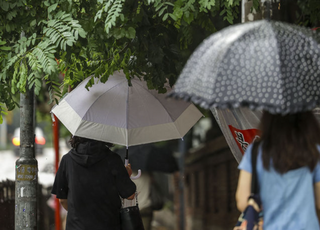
<box><xmin>61</xmin><ymin>151</ymin><xmax>72</xmax><ymax>161</ymax></box>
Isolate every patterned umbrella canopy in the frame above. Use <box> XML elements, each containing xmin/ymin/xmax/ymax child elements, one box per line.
<box><xmin>169</xmin><ymin>20</ymin><xmax>320</xmax><ymax>115</ymax></box>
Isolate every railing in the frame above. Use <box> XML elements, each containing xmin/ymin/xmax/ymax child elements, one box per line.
<box><xmin>0</xmin><ymin>180</ymin><xmax>54</xmax><ymax>230</ymax></box>
<box><xmin>0</xmin><ymin>180</ymin><xmax>14</xmax><ymax>230</ymax></box>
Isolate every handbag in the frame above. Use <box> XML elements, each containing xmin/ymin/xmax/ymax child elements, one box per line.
<box><xmin>234</xmin><ymin>141</ymin><xmax>263</xmax><ymax>230</ymax></box>
<box><xmin>150</xmin><ymin>180</ymin><xmax>164</xmax><ymax>211</ymax></box>
<box><xmin>120</xmin><ymin>193</ymin><xmax>145</xmax><ymax>230</ymax></box>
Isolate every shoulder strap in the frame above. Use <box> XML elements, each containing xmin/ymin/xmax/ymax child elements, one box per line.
<box><xmin>251</xmin><ymin>141</ymin><xmax>259</xmax><ymax>195</ymax></box>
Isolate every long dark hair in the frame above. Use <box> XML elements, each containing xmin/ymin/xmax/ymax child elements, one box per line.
<box><xmin>258</xmin><ymin>111</ymin><xmax>320</xmax><ymax>173</ymax></box>
<box><xmin>69</xmin><ymin>136</ymin><xmax>114</xmax><ymax>149</ymax></box>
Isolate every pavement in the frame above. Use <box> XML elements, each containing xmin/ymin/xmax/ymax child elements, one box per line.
<box><xmin>152</xmin><ymin>208</ymin><xmax>176</xmax><ymax>230</ymax></box>
<box><xmin>0</xmin><ymin>139</ymin><xmax>70</xmax><ymax>187</ymax></box>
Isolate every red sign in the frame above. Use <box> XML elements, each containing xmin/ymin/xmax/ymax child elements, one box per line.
<box><xmin>228</xmin><ymin>125</ymin><xmax>260</xmax><ymax>155</ymax></box>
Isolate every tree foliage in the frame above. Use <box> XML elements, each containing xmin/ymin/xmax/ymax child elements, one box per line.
<box><xmin>0</xmin><ymin>0</ymin><xmax>241</xmax><ymax>120</ymax></box>
<box><xmin>0</xmin><ymin>0</ymin><xmax>318</xmax><ymax>123</ymax></box>
<box><xmin>297</xmin><ymin>0</ymin><xmax>320</xmax><ymax>27</ymax></box>
<box><xmin>0</xmin><ymin>36</ymin><xmax>11</xmax><ymax>123</ymax></box>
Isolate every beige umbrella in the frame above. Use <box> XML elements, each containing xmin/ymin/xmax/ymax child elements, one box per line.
<box><xmin>51</xmin><ymin>71</ymin><xmax>203</xmax><ymax>147</ymax></box>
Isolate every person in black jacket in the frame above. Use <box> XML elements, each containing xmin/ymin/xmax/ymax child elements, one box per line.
<box><xmin>52</xmin><ymin>136</ymin><xmax>136</xmax><ymax>230</ymax></box>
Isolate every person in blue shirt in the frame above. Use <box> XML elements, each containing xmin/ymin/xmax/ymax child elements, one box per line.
<box><xmin>236</xmin><ymin>110</ymin><xmax>320</xmax><ymax>229</ymax></box>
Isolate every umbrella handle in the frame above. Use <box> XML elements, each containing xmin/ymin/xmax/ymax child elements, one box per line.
<box><xmin>124</xmin><ymin>159</ymin><xmax>142</xmax><ymax>180</ymax></box>
<box><xmin>130</xmin><ymin>169</ymin><xmax>141</xmax><ymax>180</ymax></box>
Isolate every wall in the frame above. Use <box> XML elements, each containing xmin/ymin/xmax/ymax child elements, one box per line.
<box><xmin>174</xmin><ymin>136</ymin><xmax>241</xmax><ymax>230</ymax></box>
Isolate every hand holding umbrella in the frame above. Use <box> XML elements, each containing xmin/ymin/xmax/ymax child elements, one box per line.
<box><xmin>125</xmin><ymin>148</ymin><xmax>141</xmax><ymax>179</ymax></box>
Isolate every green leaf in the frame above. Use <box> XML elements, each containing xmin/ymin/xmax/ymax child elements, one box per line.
<box><xmin>169</xmin><ymin>13</ymin><xmax>177</xmax><ymax>21</ymax></box>
<box><xmin>78</xmin><ymin>29</ymin><xmax>86</xmax><ymax>38</ymax></box>
<box><xmin>252</xmin><ymin>0</ymin><xmax>259</xmax><ymax>10</ymax></box>
<box><xmin>5</xmin><ymin>24</ymin><xmax>11</xmax><ymax>32</ymax></box>
<box><xmin>183</xmin><ymin>13</ymin><xmax>194</xmax><ymax>24</ymax></box>
<box><xmin>30</xmin><ymin>19</ymin><xmax>37</xmax><ymax>27</ymax></box>
<box><xmin>158</xmin><ymin>6</ymin><xmax>167</xmax><ymax>16</ymax></box>
<box><xmin>6</xmin><ymin>11</ymin><xmax>17</xmax><ymax>20</ymax></box>
<box><xmin>226</xmin><ymin>15</ymin><xmax>233</xmax><ymax>24</ymax></box>
<box><xmin>155</xmin><ymin>3</ymin><xmax>165</xmax><ymax>11</ymax></box>
<box><xmin>220</xmin><ymin>9</ymin><xmax>226</xmax><ymax>16</ymax></box>
<box><xmin>44</xmin><ymin>1</ymin><xmax>50</xmax><ymax>7</ymax></box>
<box><xmin>48</xmin><ymin>3</ymin><xmax>58</xmax><ymax>13</ymax></box>
<box><xmin>147</xmin><ymin>0</ymin><xmax>155</xmax><ymax>5</ymax></box>
<box><xmin>1</xmin><ymin>1</ymin><xmax>9</xmax><ymax>11</ymax></box>
<box><xmin>67</xmin><ymin>40</ymin><xmax>74</xmax><ymax>46</ymax></box>
<box><xmin>94</xmin><ymin>9</ymin><xmax>103</xmax><ymax>22</ymax></box>
<box><xmin>120</xmin><ymin>14</ymin><xmax>124</xmax><ymax>21</ymax></box>
<box><xmin>113</xmin><ymin>28</ymin><xmax>125</xmax><ymax>39</ymax></box>
<box><xmin>163</xmin><ymin>13</ymin><xmax>169</xmax><ymax>21</ymax></box>
<box><xmin>126</xmin><ymin>27</ymin><xmax>136</xmax><ymax>39</ymax></box>
<box><xmin>173</xmin><ymin>8</ymin><xmax>183</xmax><ymax>20</ymax></box>
<box><xmin>104</xmin><ymin>0</ymin><xmax>124</xmax><ymax>34</ymax></box>
<box><xmin>34</xmin><ymin>86</ymin><xmax>40</xmax><ymax>95</ymax></box>
<box><xmin>0</xmin><ymin>46</ymin><xmax>11</xmax><ymax>51</ymax></box>
<box><xmin>35</xmin><ymin>79</ymin><xmax>41</xmax><ymax>88</ymax></box>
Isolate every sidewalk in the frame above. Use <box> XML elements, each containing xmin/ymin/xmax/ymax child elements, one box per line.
<box><xmin>152</xmin><ymin>208</ymin><xmax>175</xmax><ymax>230</ymax></box>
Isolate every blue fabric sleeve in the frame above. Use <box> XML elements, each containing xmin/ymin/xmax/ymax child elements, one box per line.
<box><xmin>313</xmin><ymin>146</ymin><xmax>320</xmax><ymax>183</ymax></box>
<box><xmin>238</xmin><ymin>143</ymin><xmax>253</xmax><ymax>173</ymax></box>
<box><xmin>313</xmin><ymin>161</ymin><xmax>320</xmax><ymax>183</ymax></box>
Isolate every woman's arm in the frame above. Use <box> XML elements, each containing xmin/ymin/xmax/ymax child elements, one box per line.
<box><xmin>235</xmin><ymin>170</ymin><xmax>252</xmax><ymax>212</ymax></box>
<box><xmin>59</xmin><ymin>199</ymin><xmax>68</xmax><ymax>211</ymax></box>
<box><xmin>126</xmin><ymin>193</ymin><xmax>135</xmax><ymax>200</ymax></box>
<box><xmin>315</xmin><ymin>181</ymin><xmax>320</xmax><ymax>210</ymax></box>
<box><xmin>125</xmin><ymin>163</ymin><xmax>135</xmax><ymax>200</ymax></box>
<box><xmin>125</xmin><ymin>164</ymin><xmax>133</xmax><ymax>177</ymax></box>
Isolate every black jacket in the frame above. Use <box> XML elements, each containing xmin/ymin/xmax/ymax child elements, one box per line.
<box><xmin>52</xmin><ymin>141</ymin><xmax>136</xmax><ymax>230</ymax></box>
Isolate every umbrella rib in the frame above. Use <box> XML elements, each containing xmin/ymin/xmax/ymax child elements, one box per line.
<box><xmin>72</xmin><ymin>76</ymin><xmax>128</xmax><ymax>136</ymax></box>
<box><xmin>133</xmin><ymin>79</ymin><xmax>185</xmax><ymax>137</ymax></box>
<box><xmin>80</xmin><ymin>76</ymin><xmax>127</xmax><ymax>118</ymax></box>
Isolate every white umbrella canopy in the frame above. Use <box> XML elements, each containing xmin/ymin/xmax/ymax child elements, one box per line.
<box><xmin>51</xmin><ymin>71</ymin><xmax>203</xmax><ymax>147</ymax></box>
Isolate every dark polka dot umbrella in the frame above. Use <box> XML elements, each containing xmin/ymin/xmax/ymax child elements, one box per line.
<box><xmin>169</xmin><ymin>20</ymin><xmax>320</xmax><ymax>115</ymax></box>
